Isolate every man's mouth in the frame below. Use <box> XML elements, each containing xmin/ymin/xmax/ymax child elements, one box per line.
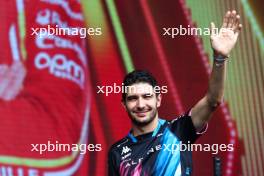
<box><xmin>134</xmin><ymin>110</ymin><xmax>150</xmax><ymax>117</ymax></box>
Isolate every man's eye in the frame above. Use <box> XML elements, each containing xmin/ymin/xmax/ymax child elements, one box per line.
<box><xmin>144</xmin><ymin>94</ymin><xmax>153</xmax><ymax>98</ymax></box>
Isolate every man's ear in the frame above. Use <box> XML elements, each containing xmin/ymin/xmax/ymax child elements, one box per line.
<box><xmin>157</xmin><ymin>93</ymin><xmax>162</xmax><ymax>108</ymax></box>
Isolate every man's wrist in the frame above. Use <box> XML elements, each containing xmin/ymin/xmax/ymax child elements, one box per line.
<box><xmin>213</xmin><ymin>51</ymin><xmax>229</xmax><ymax>67</ymax></box>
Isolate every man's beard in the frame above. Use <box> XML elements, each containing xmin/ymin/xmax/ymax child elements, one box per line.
<box><xmin>129</xmin><ymin>108</ymin><xmax>157</xmax><ymax>127</ymax></box>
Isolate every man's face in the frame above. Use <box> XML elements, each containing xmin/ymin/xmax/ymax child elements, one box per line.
<box><xmin>123</xmin><ymin>82</ymin><xmax>162</xmax><ymax>126</ymax></box>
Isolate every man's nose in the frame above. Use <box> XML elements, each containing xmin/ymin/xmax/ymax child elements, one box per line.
<box><xmin>137</xmin><ymin>97</ymin><xmax>145</xmax><ymax>109</ymax></box>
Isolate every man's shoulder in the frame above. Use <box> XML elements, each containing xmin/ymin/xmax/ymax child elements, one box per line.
<box><xmin>164</xmin><ymin>113</ymin><xmax>191</xmax><ymax>125</ymax></box>
<box><xmin>109</xmin><ymin>136</ymin><xmax>130</xmax><ymax>154</ymax></box>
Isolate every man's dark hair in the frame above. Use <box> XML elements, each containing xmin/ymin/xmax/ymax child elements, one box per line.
<box><xmin>122</xmin><ymin>70</ymin><xmax>158</xmax><ymax>101</ymax></box>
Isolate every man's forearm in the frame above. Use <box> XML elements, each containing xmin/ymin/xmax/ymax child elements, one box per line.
<box><xmin>206</xmin><ymin>54</ymin><xmax>227</xmax><ymax>109</ymax></box>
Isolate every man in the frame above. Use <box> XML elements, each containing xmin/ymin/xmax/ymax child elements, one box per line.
<box><xmin>108</xmin><ymin>10</ymin><xmax>242</xmax><ymax>176</ymax></box>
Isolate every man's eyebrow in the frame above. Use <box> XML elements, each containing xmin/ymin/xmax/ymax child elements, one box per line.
<box><xmin>126</xmin><ymin>95</ymin><xmax>138</xmax><ymax>99</ymax></box>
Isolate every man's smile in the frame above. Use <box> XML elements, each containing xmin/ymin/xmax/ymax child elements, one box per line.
<box><xmin>133</xmin><ymin>109</ymin><xmax>151</xmax><ymax>117</ymax></box>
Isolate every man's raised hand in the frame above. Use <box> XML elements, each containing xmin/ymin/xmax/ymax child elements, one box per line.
<box><xmin>210</xmin><ymin>10</ymin><xmax>242</xmax><ymax>57</ymax></box>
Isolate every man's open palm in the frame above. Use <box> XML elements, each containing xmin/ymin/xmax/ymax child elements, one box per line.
<box><xmin>210</xmin><ymin>10</ymin><xmax>242</xmax><ymax>57</ymax></box>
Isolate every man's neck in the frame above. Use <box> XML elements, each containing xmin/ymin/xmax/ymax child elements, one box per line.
<box><xmin>131</xmin><ymin>116</ymin><xmax>159</xmax><ymax>137</ymax></box>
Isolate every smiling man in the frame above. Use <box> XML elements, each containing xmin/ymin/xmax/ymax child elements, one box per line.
<box><xmin>124</xmin><ymin>82</ymin><xmax>162</xmax><ymax>128</ymax></box>
<box><xmin>108</xmin><ymin>10</ymin><xmax>242</xmax><ymax>176</ymax></box>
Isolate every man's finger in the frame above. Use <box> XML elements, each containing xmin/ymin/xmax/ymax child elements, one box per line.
<box><xmin>233</xmin><ymin>15</ymin><xmax>240</xmax><ymax>30</ymax></box>
<box><xmin>227</xmin><ymin>11</ymin><xmax>233</xmax><ymax>28</ymax></box>
<box><xmin>231</xmin><ymin>10</ymin><xmax>237</xmax><ymax>29</ymax></box>
<box><xmin>222</xmin><ymin>11</ymin><xmax>229</xmax><ymax>28</ymax></box>
<box><xmin>235</xmin><ymin>24</ymin><xmax>242</xmax><ymax>34</ymax></box>
<box><xmin>229</xmin><ymin>11</ymin><xmax>234</xmax><ymax>29</ymax></box>
<box><xmin>226</xmin><ymin>11</ymin><xmax>232</xmax><ymax>28</ymax></box>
